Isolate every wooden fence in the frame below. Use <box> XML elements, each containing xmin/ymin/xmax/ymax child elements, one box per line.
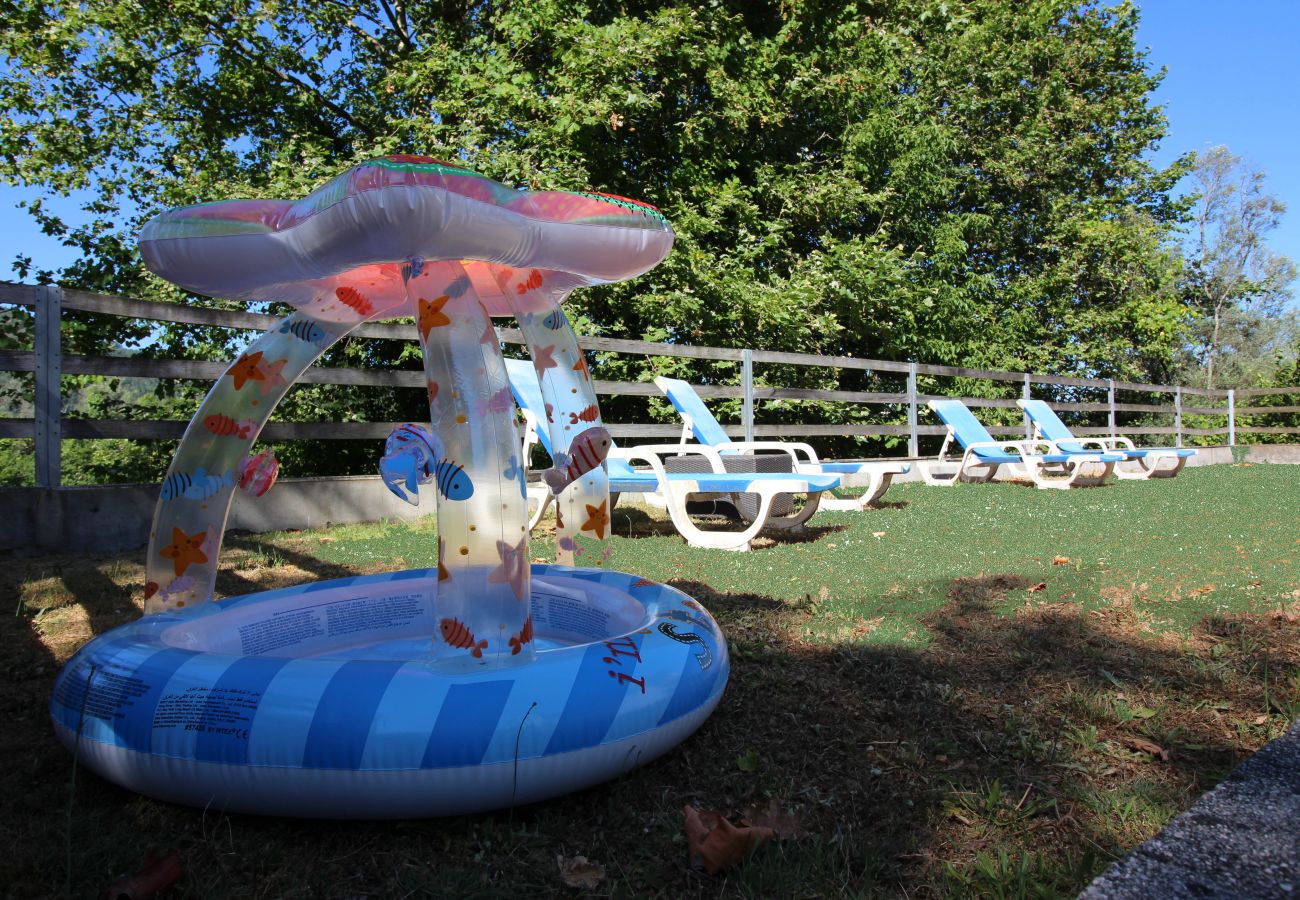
<box><xmin>3</xmin><ymin>282</ymin><xmax>1298</xmax><ymax>488</ymax></box>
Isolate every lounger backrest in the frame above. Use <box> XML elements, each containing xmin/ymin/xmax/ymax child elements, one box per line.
<box><xmin>929</xmin><ymin>399</ymin><xmax>1001</xmax><ymax>459</ymax></box>
<box><xmin>1019</xmin><ymin>399</ymin><xmax>1088</xmax><ymax>453</ymax></box>
<box><xmin>505</xmin><ymin>357</ymin><xmax>637</xmax><ymax>478</ymax></box>
<box><xmin>654</xmin><ymin>376</ymin><xmax>733</xmax><ymax>448</ymax></box>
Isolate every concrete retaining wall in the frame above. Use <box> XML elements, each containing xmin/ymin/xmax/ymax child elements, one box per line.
<box><xmin>3</xmin><ymin>444</ymin><xmax>1296</xmax><ymax>555</ymax></box>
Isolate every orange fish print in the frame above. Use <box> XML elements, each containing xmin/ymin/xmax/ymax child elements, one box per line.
<box><xmin>509</xmin><ymin>616</ymin><xmax>534</xmax><ymax>655</ymax></box>
<box><xmin>204</xmin><ymin>413</ymin><xmax>253</xmax><ymax>439</ymax></box>
<box><xmin>159</xmin><ymin>527</ymin><xmax>208</xmax><ymax>577</ymax></box>
<box><xmin>532</xmin><ymin>344</ymin><xmax>558</xmax><ymax>372</ymax></box>
<box><xmin>437</xmin><ymin>538</ymin><xmax>450</xmax><ymax>582</ymax></box>
<box><xmin>581</xmin><ymin>500</ymin><xmax>610</xmax><ymax>540</ymax></box>
<box><xmin>572</xmin><ymin>355</ymin><xmax>591</xmax><ymax>381</ymax></box>
<box><xmin>427</xmin><ymin>380</ymin><xmax>440</xmax><ymax>406</ymax></box>
<box><xmin>568</xmin><ymin>404</ymin><xmax>600</xmax><ymax>425</ymax></box>
<box><xmin>418</xmin><ymin>295</ymin><xmax>451</xmax><ymax>342</ymax></box>
<box><xmin>145</xmin><ymin>581</ymin><xmax>160</xmax><ymax>599</ymax></box>
<box><xmin>488</xmin><ymin>536</ymin><xmax>528</xmax><ymax>600</ymax></box>
<box><xmin>335</xmin><ymin>286</ymin><xmax>374</xmax><ymax>317</ymax></box>
<box><xmin>228</xmin><ymin>352</ymin><xmax>266</xmax><ymax>391</ymax></box>
<box><xmin>440</xmin><ymin>617</ymin><xmax>487</xmax><ymax>658</ymax></box>
<box><xmin>515</xmin><ymin>269</ymin><xmax>543</xmax><ymax>295</ymax></box>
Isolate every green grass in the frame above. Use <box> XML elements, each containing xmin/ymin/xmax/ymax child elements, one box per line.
<box><xmin>2</xmin><ymin>464</ymin><xmax>1298</xmax><ymax>898</ymax></box>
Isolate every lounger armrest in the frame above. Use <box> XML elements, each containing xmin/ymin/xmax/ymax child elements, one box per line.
<box><xmin>1096</xmin><ymin>435</ymin><xmax>1137</xmax><ymax>451</ymax></box>
<box><xmin>714</xmin><ymin>440</ymin><xmax>821</xmax><ymax>466</ymax></box>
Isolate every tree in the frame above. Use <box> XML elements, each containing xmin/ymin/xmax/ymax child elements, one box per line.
<box><xmin>1181</xmin><ymin>145</ymin><xmax>1297</xmax><ymax>389</ymax></box>
<box><xmin>1</xmin><ymin>0</ymin><xmax>1193</xmax><ymax>477</ymax></box>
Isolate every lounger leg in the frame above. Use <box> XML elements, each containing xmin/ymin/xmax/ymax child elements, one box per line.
<box><xmin>1116</xmin><ymin>454</ymin><xmax>1186</xmax><ymax>480</ymax></box>
<box><xmin>761</xmin><ymin>491</ymin><xmax>822</xmax><ymax>531</ymax></box>
<box><xmin>526</xmin><ymin>487</ymin><xmax>554</xmax><ymax>529</ymax></box>
<box><xmin>662</xmin><ymin>486</ymin><xmax>779</xmax><ymax>551</ymax></box>
<box><xmin>820</xmin><ymin>472</ymin><xmax>891</xmax><ymax>511</ymax></box>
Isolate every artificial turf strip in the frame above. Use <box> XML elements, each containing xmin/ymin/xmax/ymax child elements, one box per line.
<box><xmin>3</xmin><ymin>463</ymin><xmax>1297</xmax><ymax>898</ymax></box>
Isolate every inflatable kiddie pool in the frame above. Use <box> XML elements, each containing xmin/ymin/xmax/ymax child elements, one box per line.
<box><xmin>49</xmin><ymin>156</ymin><xmax>729</xmax><ymax>817</ymax></box>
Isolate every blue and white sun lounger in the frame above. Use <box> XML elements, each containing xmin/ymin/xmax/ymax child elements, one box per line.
<box><xmin>1017</xmin><ymin>399</ymin><xmax>1196</xmax><ymax>480</ymax></box>
<box><xmin>505</xmin><ymin>359</ymin><xmax>841</xmax><ymax>550</ymax></box>
<box><xmin>654</xmin><ymin>375</ymin><xmax>910</xmax><ymax>510</ymax></box>
<box><xmin>920</xmin><ymin>399</ymin><xmax>1124</xmax><ymax>489</ymax></box>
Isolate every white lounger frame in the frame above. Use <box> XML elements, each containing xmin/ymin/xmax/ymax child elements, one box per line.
<box><xmin>917</xmin><ymin>430</ymin><xmax>1116</xmax><ymax>490</ymax></box>
<box><xmin>1028</xmin><ymin>428</ymin><xmax>1189</xmax><ymax>480</ymax></box>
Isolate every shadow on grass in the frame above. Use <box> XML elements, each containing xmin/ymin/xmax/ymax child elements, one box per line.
<box><xmin>5</xmin><ymin>558</ymin><xmax>1298</xmax><ymax>898</ymax></box>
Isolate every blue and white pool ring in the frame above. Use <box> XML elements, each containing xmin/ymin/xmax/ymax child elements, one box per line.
<box><xmin>49</xmin><ymin>565</ymin><xmax>729</xmax><ymax>818</ymax></box>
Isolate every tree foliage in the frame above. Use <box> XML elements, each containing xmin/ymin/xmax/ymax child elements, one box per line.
<box><xmin>1</xmin><ymin>0</ymin><xmax>1209</xmax><ymax>478</ymax></box>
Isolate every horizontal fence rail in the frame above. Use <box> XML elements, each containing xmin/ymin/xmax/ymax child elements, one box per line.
<box><xmin>3</xmin><ymin>282</ymin><xmax>1297</xmax><ymax>487</ymax></box>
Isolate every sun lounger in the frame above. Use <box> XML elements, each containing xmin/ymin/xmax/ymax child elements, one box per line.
<box><xmin>920</xmin><ymin>399</ymin><xmax>1124</xmax><ymax>489</ymax></box>
<box><xmin>1017</xmin><ymin>399</ymin><xmax>1196</xmax><ymax>480</ymax></box>
<box><xmin>505</xmin><ymin>359</ymin><xmax>841</xmax><ymax>550</ymax></box>
<box><xmin>653</xmin><ymin>375</ymin><xmax>910</xmax><ymax>510</ymax></box>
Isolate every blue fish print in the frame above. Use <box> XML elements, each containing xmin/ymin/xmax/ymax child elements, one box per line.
<box><xmin>401</xmin><ymin>256</ymin><xmax>425</xmax><ymax>281</ymax></box>
<box><xmin>161</xmin><ymin>467</ymin><xmax>233</xmax><ymax>502</ymax></box>
<box><xmin>279</xmin><ymin>317</ymin><xmax>329</xmax><ymax>348</ymax></box>
<box><xmin>433</xmin><ymin>458</ymin><xmax>475</xmax><ymax>501</ymax></box>
<box><xmin>444</xmin><ymin>274</ymin><xmax>471</xmax><ymax>298</ymax></box>
<box><xmin>542</xmin><ymin>309</ymin><xmax>566</xmax><ymax>330</ymax></box>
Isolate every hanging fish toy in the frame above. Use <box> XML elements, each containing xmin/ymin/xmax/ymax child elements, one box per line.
<box><xmin>237</xmin><ymin>449</ymin><xmax>280</xmax><ymax>497</ymax></box>
<box><xmin>433</xmin><ymin>458</ymin><xmax>475</xmax><ymax>501</ymax></box>
<box><xmin>161</xmin><ymin>467</ymin><xmax>235</xmax><ymax>502</ymax></box>
<box><xmin>278</xmin><ymin>317</ymin><xmax>330</xmax><ymax>349</ymax></box>
<box><xmin>378</xmin><ymin>423</ymin><xmax>444</xmax><ymax>505</ymax></box>
<box><xmin>544</xmin><ymin>425</ymin><xmax>611</xmax><ymax>495</ymax></box>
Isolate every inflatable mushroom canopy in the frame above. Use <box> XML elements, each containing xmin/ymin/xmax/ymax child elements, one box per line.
<box><xmin>138</xmin><ymin>156</ymin><xmax>673</xmax><ymax>670</ymax></box>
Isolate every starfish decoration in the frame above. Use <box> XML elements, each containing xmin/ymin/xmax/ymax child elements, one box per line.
<box><xmin>417</xmin><ymin>295</ymin><xmax>451</xmax><ymax>342</ymax></box>
<box><xmin>580</xmin><ymin>500</ymin><xmax>610</xmax><ymax>540</ymax></box>
<box><xmin>479</xmin><ymin>318</ymin><xmax>497</xmax><ymax>345</ymax></box>
<box><xmin>532</xmin><ymin>344</ymin><xmax>558</xmax><ymax>372</ymax></box>
<box><xmin>254</xmin><ymin>357</ymin><xmax>288</xmax><ymax>397</ymax></box>
<box><xmin>159</xmin><ymin>527</ymin><xmax>209</xmax><ymax>577</ymax></box>
<box><xmin>488</xmin><ymin>536</ymin><xmax>528</xmax><ymax>600</ymax></box>
<box><xmin>228</xmin><ymin>351</ymin><xmax>266</xmax><ymax>391</ymax></box>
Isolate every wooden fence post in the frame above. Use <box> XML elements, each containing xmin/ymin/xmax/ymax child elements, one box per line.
<box><xmin>1107</xmin><ymin>379</ymin><xmax>1116</xmax><ymax>433</ymax></box>
<box><xmin>33</xmin><ymin>284</ymin><xmax>63</xmax><ymax>488</ymax></box>
<box><xmin>1227</xmin><ymin>389</ymin><xmax>1235</xmax><ymax>446</ymax></box>
<box><xmin>1174</xmin><ymin>387</ymin><xmax>1183</xmax><ymax>448</ymax></box>
<box><xmin>1022</xmin><ymin>373</ymin><xmax>1032</xmax><ymax>440</ymax></box>
<box><xmin>741</xmin><ymin>348</ymin><xmax>754</xmax><ymax>443</ymax></box>
<box><xmin>907</xmin><ymin>362</ymin><xmax>918</xmax><ymax>458</ymax></box>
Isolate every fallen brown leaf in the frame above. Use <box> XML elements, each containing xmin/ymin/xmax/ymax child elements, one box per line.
<box><xmin>872</xmin><ymin>531</ymin><xmax>886</xmax><ymax>539</ymax></box>
<box><xmin>1052</xmin><ymin>556</ymin><xmax>1071</xmax><ymax>566</ymax></box>
<box><xmin>556</xmin><ymin>854</ymin><xmax>605</xmax><ymax>890</ymax></box>
<box><xmin>1254</xmin><ymin>714</ymin><xmax>1270</xmax><ymax>726</ymax></box>
<box><xmin>1191</xmin><ymin>584</ymin><xmax>1216</xmax><ymax>595</ymax></box>
<box><xmin>1027</xmin><ymin>582</ymin><xmax>1047</xmax><ymax>593</ymax></box>
<box><xmin>683</xmin><ymin>805</ymin><xmax>774</xmax><ymax>875</ymax></box>
<box><xmin>1125</xmin><ymin>737</ymin><xmax>1169</xmax><ymax>761</ymax></box>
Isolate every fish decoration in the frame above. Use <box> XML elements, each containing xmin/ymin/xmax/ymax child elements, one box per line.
<box><xmin>437</xmin><ymin>538</ymin><xmax>450</xmax><ymax>582</ymax></box>
<box><xmin>541</xmin><ymin>309</ymin><xmax>566</xmax><ymax>330</ymax></box>
<box><xmin>439</xmin><ymin>617</ymin><xmax>487</xmax><ymax>658</ymax></box>
<box><xmin>488</xmin><ymin>536</ymin><xmax>528</xmax><ymax>600</ymax></box>
<box><xmin>544</xmin><ymin>426</ymin><xmax>611</xmax><ymax>494</ymax></box>
<box><xmin>401</xmin><ymin>256</ymin><xmax>425</xmax><ymax>281</ymax></box>
<box><xmin>426</xmin><ymin>381</ymin><xmax>440</xmax><ymax>406</ymax></box>
<box><xmin>203</xmin><ymin>413</ymin><xmax>255</xmax><ymax>439</ymax></box>
<box><xmin>568</xmin><ymin>404</ymin><xmax>600</xmax><ymax>425</ymax></box>
<box><xmin>279</xmin><ymin>317</ymin><xmax>330</xmax><ymax>349</ymax></box>
<box><xmin>516</xmin><ymin>269</ymin><xmax>544</xmax><ymax>294</ymax></box>
<box><xmin>154</xmin><ymin>575</ymin><xmax>197</xmax><ymax>604</ymax></box>
<box><xmin>335</xmin><ymin>285</ymin><xmax>374</xmax><ymax>317</ymax></box>
<box><xmin>378</xmin><ymin>424</ymin><xmax>444</xmax><ymax>505</ymax></box>
<box><xmin>531</xmin><ymin>344</ymin><xmax>558</xmax><ymax>372</ymax></box>
<box><xmin>144</xmin><ymin>581</ymin><xmax>159</xmax><ymax>600</ymax></box>
<box><xmin>558</xmin><ymin>536</ymin><xmax>578</xmax><ymax>552</ymax></box>
<box><xmin>475</xmin><ymin>386</ymin><xmax>514</xmax><ymax>417</ymax></box>
<box><xmin>159</xmin><ymin>527</ymin><xmax>208</xmax><ymax>577</ymax></box>
<box><xmin>572</xmin><ymin>355</ymin><xmax>591</xmax><ymax>380</ymax></box>
<box><xmin>508</xmin><ymin>616</ymin><xmax>534</xmax><ymax>655</ymax></box>
<box><xmin>444</xmin><ymin>274</ymin><xmax>471</xmax><ymax>298</ymax></box>
<box><xmin>545</xmin><ymin>402</ymin><xmax>555</xmax><ymax>424</ymax></box>
<box><xmin>237</xmin><ymin>450</ymin><xmax>280</xmax><ymax>497</ymax></box>
<box><xmin>433</xmin><ymin>458</ymin><xmax>475</xmax><ymax>501</ymax></box>
<box><xmin>418</xmin><ymin>295</ymin><xmax>451</xmax><ymax>342</ymax></box>
<box><xmin>160</xmin><ymin>467</ymin><xmax>234</xmax><ymax>501</ymax></box>
<box><xmin>503</xmin><ymin>455</ymin><xmax>522</xmax><ymax>482</ymax></box>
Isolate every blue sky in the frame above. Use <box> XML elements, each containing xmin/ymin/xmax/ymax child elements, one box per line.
<box><xmin>1</xmin><ymin>2</ymin><xmax>1297</xmax><ymax>280</ymax></box>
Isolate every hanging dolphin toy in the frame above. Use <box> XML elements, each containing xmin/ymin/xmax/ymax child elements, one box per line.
<box><xmin>378</xmin><ymin>423</ymin><xmax>444</xmax><ymax>505</ymax></box>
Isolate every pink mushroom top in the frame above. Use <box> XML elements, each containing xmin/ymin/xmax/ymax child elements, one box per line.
<box><xmin>139</xmin><ymin>156</ymin><xmax>674</xmax><ymax>319</ymax></box>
